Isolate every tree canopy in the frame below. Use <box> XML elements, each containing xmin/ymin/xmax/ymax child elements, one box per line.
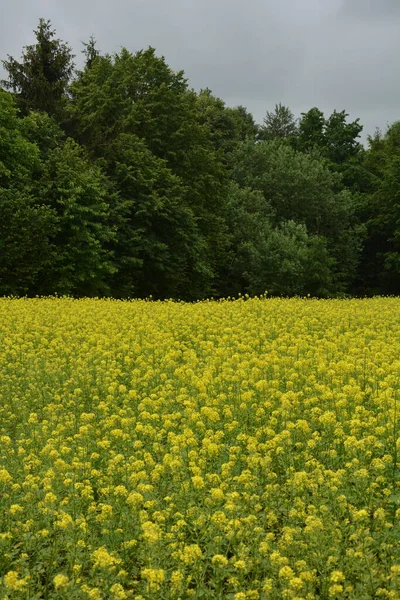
<box><xmin>0</xmin><ymin>19</ymin><xmax>398</xmax><ymax>299</ymax></box>
<box><xmin>2</xmin><ymin>19</ymin><xmax>74</xmax><ymax>119</ymax></box>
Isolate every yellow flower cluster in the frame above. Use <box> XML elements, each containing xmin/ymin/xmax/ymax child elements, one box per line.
<box><xmin>0</xmin><ymin>296</ymin><xmax>399</xmax><ymax>599</ymax></box>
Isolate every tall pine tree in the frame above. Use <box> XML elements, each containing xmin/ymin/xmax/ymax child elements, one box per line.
<box><xmin>1</xmin><ymin>18</ymin><xmax>74</xmax><ymax>119</ymax></box>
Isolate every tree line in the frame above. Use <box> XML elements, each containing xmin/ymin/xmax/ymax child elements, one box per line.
<box><xmin>1</xmin><ymin>19</ymin><xmax>399</xmax><ymax>299</ymax></box>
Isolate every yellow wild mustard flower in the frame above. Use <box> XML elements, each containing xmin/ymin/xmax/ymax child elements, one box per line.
<box><xmin>141</xmin><ymin>568</ymin><xmax>165</xmax><ymax>591</ymax></box>
<box><xmin>0</xmin><ymin>296</ymin><xmax>399</xmax><ymax>598</ymax></box>
<box><xmin>211</xmin><ymin>554</ymin><xmax>229</xmax><ymax>568</ymax></box>
<box><xmin>180</xmin><ymin>544</ymin><xmax>203</xmax><ymax>564</ymax></box>
<box><xmin>92</xmin><ymin>546</ymin><xmax>121</xmax><ymax>569</ymax></box>
<box><xmin>109</xmin><ymin>583</ymin><xmax>128</xmax><ymax>599</ymax></box>
<box><xmin>53</xmin><ymin>574</ymin><xmax>69</xmax><ymax>589</ymax></box>
<box><xmin>4</xmin><ymin>571</ymin><xmax>29</xmax><ymax>591</ymax></box>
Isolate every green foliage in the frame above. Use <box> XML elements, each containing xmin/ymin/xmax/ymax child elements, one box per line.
<box><xmin>258</xmin><ymin>103</ymin><xmax>297</xmax><ymax>142</ymax></box>
<box><xmin>220</xmin><ymin>184</ymin><xmax>273</xmax><ymax>297</ymax></box>
<box><xmin>1</xmin><ymin>19</ymin><xmax>74</xmax><ymax>119</ymax></box>
<box><xmin>0</xmin><ymin>189</ymin><xmax>56</xmax><ymax>295</ymax></box>
<box><xmin>296</xmin><ymin>107</ymin><xmax>365</xmax><ymax>191</ymax></box>
<box><xmin>296</xmin><ymin>107</ymin><xmax>326</xmax><ymax>151</ymax></box>
<box><xmin>196</xmin><ymin>89</ymin><xmax>258</xmax><ymax>158</ymax></box>
<box><xmin>0</xmin><ymin>91</ymin><xmax>57</xmax><ymax>295</ymax></box>
<box><xmin>324</xmin><ymin>110</ymin><xmax>363</xmax><ymax>165</ymax></box>
<box><xmin>231</xmin><ymin>139</ymin><xmax>363</xmax><ymax>293</ymax></box>
<box><xmin>232</xmin><ymin>139</ymin><xmax>340</xmax><ymax>232</ymax></box>
<box><xmin>69</xmin><ymin>47</ymin><xmax>232</xmax><ymax>299</ymax></box>
<box><xmin>103</xmin><ymin>133</ymin><xmax>212</xmax><ymax>299</ymax></box>
<box><xmin>0</xmin><ymin>93</ymin><xmax>113</xmax><ymax>297</ymax></box>
<box><xmin>0</xmin><ymin>91</ymin><xmax>40</xmax><ymax>185</ymax></box>
<box><xmin>359</xmin><ymin>122</ymin><xmax>400</xmax><ymax>294</ymax></box>
<box><xmin>82</xmin><ymin>36</ymin><xmax>100</xmax><ymax>71</ymax></box>
<box><xmin>221</xmin><ymin>184</ymin><xmax>335</xmax><ymax>298</ymax></box>
<box><xmin>34</xmin><ymin>138</ymin><xmax>115</xmax><ymax>297</ymax></box>
<box><xmin>249</xmin><ymin>220</ymin><xmax>332</xmax><ymax>297</ymax></box>
<box><xmin>19</xmin><ymin>111</ymin><xmax>66</xmax><ymax>164</ymax></box>
<box><xmin>1</xmin><ymin>19</ymin><xmax>399</xmax><ymax>299</ymax></box>
<box><xmin>69</xmin><ymin>47</ymin><xmax>189</xmax><ymax>162</ymax></box>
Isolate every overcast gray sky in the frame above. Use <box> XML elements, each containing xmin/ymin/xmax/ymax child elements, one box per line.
<box><xmin>1</xmin><ymin>0</ymin><xmax>400</xmax><ymax>142</ymax></box>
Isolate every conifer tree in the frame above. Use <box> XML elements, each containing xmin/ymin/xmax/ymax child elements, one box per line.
<box><xmin>2</xmin><ymin>18</ymin><xmax>74</xmax><ymax>118</ymax></box>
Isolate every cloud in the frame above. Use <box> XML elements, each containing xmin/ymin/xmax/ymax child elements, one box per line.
<box><xmin>338</xmin><ymin>0</ymin><xmax>400</xmax><ymax>19</ymax></box>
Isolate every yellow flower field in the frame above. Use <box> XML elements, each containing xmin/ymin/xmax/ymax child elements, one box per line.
<box><xmin>0</xmin><ymin>297</ymin><xmax>399</xmax><ymax>599</ymax></box>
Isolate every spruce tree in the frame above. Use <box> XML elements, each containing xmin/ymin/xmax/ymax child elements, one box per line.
<box><xmin>2</xmin><ymin>18</ymin><xmax>74</xmax><ymax>119</ymax></box>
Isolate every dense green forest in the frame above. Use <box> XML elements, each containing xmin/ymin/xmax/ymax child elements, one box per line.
<box><xmin>1</xmin><ymin>19</ymin><xmax>399</xmax><ymax>299</ymax></box>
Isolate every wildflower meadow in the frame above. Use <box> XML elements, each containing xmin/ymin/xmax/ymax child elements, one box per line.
<box><xmin>0</xmin><ymin>297</ymin><xmax>399</xmax><ymax>600</ymax></box>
